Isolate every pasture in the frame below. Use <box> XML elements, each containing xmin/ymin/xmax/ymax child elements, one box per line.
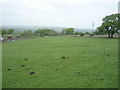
<box><xmin>2</xmin><ymin>37</ymin><xmax>118</xmax><ymax>88</ymax></box>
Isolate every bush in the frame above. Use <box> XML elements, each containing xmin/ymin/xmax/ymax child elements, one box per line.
<box><xmin>62</xmin><ymin>56</ymin><xmax>66</xmax><ymax>59</ymax></box>
<box><xmin>21</xmin><ymin>30</ymin><xmax>34</xmax><ymax>37</ymax></box>
<box><xmin>79</xmin><ymin>32</ymin><xmax>85</xmax><ymax>37</ymax></box>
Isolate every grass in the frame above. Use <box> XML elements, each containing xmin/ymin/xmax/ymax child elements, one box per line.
<box><xmin>2</xmin><ymin>36</ymin><xmax>118</xmax><ymax>88</ymax></box>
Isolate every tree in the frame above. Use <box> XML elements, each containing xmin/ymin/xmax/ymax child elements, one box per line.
<box><xmin>64</xmin><ymin>28</ymin><xmax>74</xmax><ymax>35</ymax></box>
<box><xmin>21</xmin><ymin>30</ymin><xmax>34</xmax><ymax>37</ymax></box>
<box><xmin>98</xmin><ymin>14</ymin><xmax>120</xmax><ymax>38</ymax></box>
<box><xmin>89</xmin><ymin>33</ymin><xmax>94</xmax><ymax>37</ymax></box>
<box><xmin>93</xmin><ymin>29</ymin><xmax>105</xmax><ymax>35</ymax></box>
<box><xmin>75</xmin><ymin>31</ymin><xmax>79</xmax><ymax>36</ymax></box>
<box><xmin>49</xmin><ymin>30</ymin><xmax>58</xmax><ymax>36</ymax></box>
<box><xmin>35</xmin><ymin>29</ymin><xmax>48</xmax><ymax>37</ymax></box>
<box><xmin>79</xmin><ymin>32</ymin><xmax>85</xmax><ymax>37</ymax></box>
<box><xmin>7</xmin><ymin>29</ymin><xmax>14</xmax><ymax>34</ymax></box>
<box><xmin>96</xmin><ymin>26</ymin><xmax>106</xmax><ymax>35</ymax></box>
<box><xmin>93</xmin><ymin>30</ymin><xmax>100</xmax><ymax>35</ymax></box>
<box><xmin>35</xmin><ymin>29</ymin><xmax>57</xmax><ymax>37</ymax></box>
<box><xmin>1</xmin><ymin>29</ymin><xmax>7</xmax><ymax>36</ymax></box>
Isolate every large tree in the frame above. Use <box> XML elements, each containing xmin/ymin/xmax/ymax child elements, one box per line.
<box><xmin>98</xmin><ymin>14</ymin><xmax>120</xmax><ymax>38</ymax></box>
<box><xmin>1</xmin><ymin>29</ymin><xmax>7</xmax><ymax>36</ymax></box>
<box><xmin>64</xmin><ymin>28</ymin><xmax>74</xmax><ymax>35</ymax></box>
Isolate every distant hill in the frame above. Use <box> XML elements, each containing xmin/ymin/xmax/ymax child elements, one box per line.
<box><xmin>2</xmin><ymin>26</ymin><xmax>92</xmax><ymax>33</ymax></box>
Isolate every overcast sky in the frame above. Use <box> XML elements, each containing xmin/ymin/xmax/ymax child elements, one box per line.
<box><xmin>0</xmin><ymin>0</ymin><xmax>119</xmax><ymax>29</ymax></box>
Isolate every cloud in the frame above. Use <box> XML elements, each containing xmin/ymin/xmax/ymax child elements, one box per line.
<box><xmin>1</xmin><ymin>0</ymin><xmax>119</xmax><ymax>29</ymax></box>
<box><xmin>46</xmin><ymin>0</ymin><xmax>119</xmax><ymax>3</ymax></box>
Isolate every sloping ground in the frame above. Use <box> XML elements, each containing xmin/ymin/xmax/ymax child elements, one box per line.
<box><xmin>2</xmin><ymin>37</ymin><xmax>118</xmax><ymax>88</ymax></box>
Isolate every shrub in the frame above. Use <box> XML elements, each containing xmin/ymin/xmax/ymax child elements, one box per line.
<box><xmin>79</xmin><ymin>32</ymin><xmax>85</xmax><ymax>37</ymax></box>
<box><xmin>62</xmin><ymin>56</ymin><xmax>66</xmax><ymax>59</ymax></box>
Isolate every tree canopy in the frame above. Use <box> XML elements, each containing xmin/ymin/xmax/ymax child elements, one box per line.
<box><xmin>7</xmin><ymin>29</ymin><xmax>14</xmax><ymax>34</ymax></box>
<box><xmin>62</xmin><ymin>28</ymin><xmax>74</xmax><ymax>35</ymax></box>
<box><xmin>35</xmin><ymin>29</ymin><xmax>57</xmax><ymax>37</ymax></box>
<box><xmin>0</xmin><ymin>29</ymin><xmax>14</xmax><ymax>36</ymax></box>
<box><xmin>1</xmin><ymin>29</ymin><xmax>7</xmax><ymax>36</ymax></box>
<box><xmin>97</xmin><ymin>14</ymin><xmax>120</xmax><ymax>38</ymax></box>
<box><xmin>21</xmin><ymin>30</ymin><xmax>34</xmax><ymax>37</ymax></box>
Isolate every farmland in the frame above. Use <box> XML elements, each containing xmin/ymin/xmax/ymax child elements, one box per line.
<box><xmin>2</xmin><ymin>36</ymin><xmax>118</xmax><ymax>88</ymax></box>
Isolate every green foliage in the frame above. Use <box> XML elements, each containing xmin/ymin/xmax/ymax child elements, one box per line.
<box><xmin>21</xmin><ymin>30</ymin><xmax>34</xmax><ymax>37</ymax></box>
<box><xmin>63</xmin><ymin>28</ymin><xmax>74</xmax><ymax>35</ymax></box>
<box><xmin>49</xmin><ymin>30</ymin><xmax>58</xmax><ymax>36</ymax></box>
<box><xmin>79</xmin><ymin>32</ymin><xmax>85</xmax><ymax>37</ymax></box>
<box><xmin>75</xmin><ymin>32</ymin><xmax>79</xmax><ymax>36</ymax></box>
<box><xmin>98</xmin><ymin>13</ymin><xmax>120</xmax><ymax>38</ymax></box>
<box><xmin>93</xmin><ymin>29</ymin><xmax>105</xmax><ymax>35</ymax></box>
<box><xmin>35</xmin><ymin>29</ymin><xmax>57</xmax><ymax>37</ymax></box>
<box><xmin>0</xmin><ymin>29</ymin><xmax>14</xmax><ymax>36</ymax></box>
<box><xmin>7</xmin><ymin>29</ymin><xmax>14</xmax><ymax>34</ymax></box>
<box><xmin>93</xmin><ymin>30</ymin><xmax>99</xmax><ymax>35</ymax></box>
<box><xmin>97</xmin><ymin>26</ymin><xmax>106</xmax><ymax>35</ymax></box>
<box><xmin>1</xmin><ymin>29</ymin><xmax>7</xmax><ymax>36</ymax></box>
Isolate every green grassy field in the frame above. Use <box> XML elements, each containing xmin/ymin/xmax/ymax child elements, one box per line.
<box><xmin>2</xmin><ymin>37</ymin><xmax>118</xmax><ymax>88</ymax></box>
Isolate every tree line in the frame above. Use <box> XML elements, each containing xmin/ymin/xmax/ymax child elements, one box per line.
<box><xmin>0</xmin><ymin>28</ymin><xmax>94</xmax><ymax>37</ymax></box>
<box><xmin>0</xmin><ymin>29</ymin><xmax>14</xmax><ymax>36</ymax></box>
<box><xmin>1</xmin><ymin>13</ymin><xmax>119</xmax><ymax>38</ymax></box>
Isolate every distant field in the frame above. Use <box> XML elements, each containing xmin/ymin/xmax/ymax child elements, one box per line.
<box><xmin>2</xmin><ymin>37</ymin><xmax>118</xmax><ymax>88</ymax></box>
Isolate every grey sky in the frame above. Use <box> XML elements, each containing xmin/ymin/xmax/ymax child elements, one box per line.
<box><xmin>0</xmin><ymin>0</ymin><xmax>119</xmax><ymax>29</ymax></box>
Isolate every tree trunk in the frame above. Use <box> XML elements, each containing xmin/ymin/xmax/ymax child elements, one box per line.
<box><xmin>110</xmin><ymin>33</ymin><xmax>114</xmax><ymax>38</ymax></box>
<box><xmin>110</xmin><ymin>34</ymin><xmax>114</xmax><ymax>38</ymax></box>
<box><xmin>108</xmin><ymin>33</ymin><xmax>110</xmax><ymax>38</ymax></box>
